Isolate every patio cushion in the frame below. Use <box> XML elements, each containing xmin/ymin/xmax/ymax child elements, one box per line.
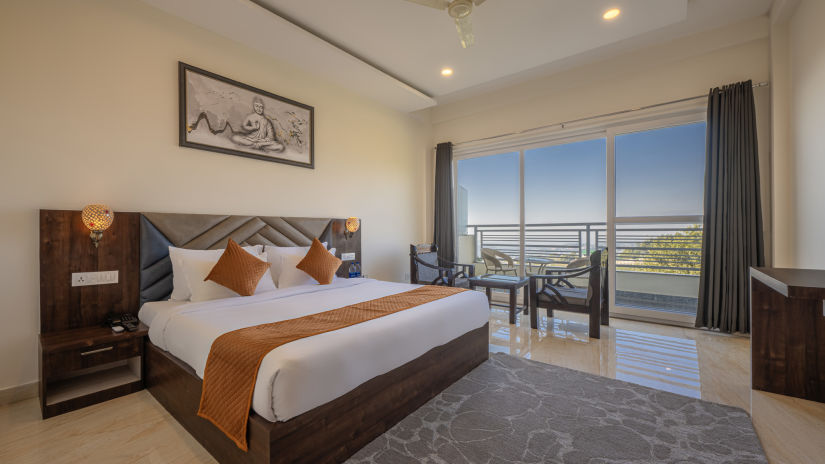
<box><xmin>538</xmin><ymin>286</ymin><xmax>587</xmax><ymax>307</ymax></box>
<box><xmin>452</xmin><ymin>277</ymin><xmax>471</xmax><ymax>289</ymax></box>
<box><xmin>416</xmin><ymin>251</ymin><xmax>441</xmax><ymax>283</ymax></box>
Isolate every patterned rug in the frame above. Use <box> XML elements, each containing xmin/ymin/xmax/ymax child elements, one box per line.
<box><xmin>347</xmin><ymin>353</ymin><xmax>766</xmax><ymax>464</ymax></box>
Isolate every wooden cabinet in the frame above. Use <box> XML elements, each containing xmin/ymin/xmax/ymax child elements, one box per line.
<box><xmin>39</xmin><ymin>324</ymin><xmax>148</xmax><ymax>418</ymax></box>
<box><xmin>750</xmin><ymin>267</ymin><xmax>825</xmax><ymax>403</ymax></box>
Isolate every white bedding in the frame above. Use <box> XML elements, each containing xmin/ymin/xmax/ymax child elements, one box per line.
<box><xmin>138</xmin><ymin>279</ymin><xmax>489</xmax><ymax>422</ymax></box>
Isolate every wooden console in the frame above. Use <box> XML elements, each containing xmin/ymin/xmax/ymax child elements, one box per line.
<box><xmin>750</xmin><ymin>267</ymin><xmax>825</xmax><ymax>403</ymax></box>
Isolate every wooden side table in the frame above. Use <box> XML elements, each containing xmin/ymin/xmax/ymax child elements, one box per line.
<box><xmin>469</xmin><ymin>274</ymin><xmax>529</xmax><ymax>324</ymax></box>
<box><xmin>39</xmin><ymin>323</ymin><xmax>148</xmax><ymax>418</ymax></box>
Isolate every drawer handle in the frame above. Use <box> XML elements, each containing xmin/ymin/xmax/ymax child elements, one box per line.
<box><xmin>80</xmin><ymin>346</ymin><xmax>113</xmax><ymax>356</ymax></box>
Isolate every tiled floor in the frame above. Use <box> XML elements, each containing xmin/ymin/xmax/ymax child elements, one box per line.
<box><xmin>1</xmin><ymin>308</ymin><xmax>824</xmax><ymax>463</ymax></box>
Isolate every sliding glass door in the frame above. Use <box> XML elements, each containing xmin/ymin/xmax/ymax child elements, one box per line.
<box><xmin>453</xmin><ymin>106</ymin><xmax>707</xmax><ymax>325</ymax></box>
<box><xmin>455</xmin><ymin>152</ymin><xmax>520</xmax><ymax>270</ymax></box>
<box><xmin>524</xmin><ymin>138</ymin><xmax>606</xmax><ymax>274</ymax></box>
<box><xmin>610</xmin><ymin>121</ymin><xmax>706</xmax><ymax>323</ymax></box>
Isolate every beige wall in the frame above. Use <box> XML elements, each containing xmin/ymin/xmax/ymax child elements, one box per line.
<box><xmin>770</xmin><ymin>8</ymin><xmax>794</xmax><ymax>267</ymax></box>
<box><xmin>0</xmin><ymin>0</ymin><xmax>431</xmax><ymax>391</ymax></box>
<box><xmin>428</xmin><ymin>19</ymin><xmax>772</xmax><ymax>252</ymax></box>
<box><xmin>771</xmin><ymin>0</ymin><xmax>825</xmax><ymax>268</ymax></box>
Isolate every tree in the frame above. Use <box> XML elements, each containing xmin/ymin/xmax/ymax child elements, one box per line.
<box><xmin>618</xmin><ymin>225</ymin><xmax>702</xmax><ymax>275</ymax></box>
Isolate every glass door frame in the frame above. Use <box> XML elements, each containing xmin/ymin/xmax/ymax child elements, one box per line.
<box><xmin>605</xmin><ymin>110</ymin><xmax>707</xmax><ymax>325</ymax></box>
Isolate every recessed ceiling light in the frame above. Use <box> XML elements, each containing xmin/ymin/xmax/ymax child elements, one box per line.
<box><xmin>603</xmin><ymin>8</ymin><xmax>620</xmax><ymax>20</ymax></box>
<box><xmin>441</xmin><ymin>67</ymin><xmax>454</xmax><ymax>77</ymax></box>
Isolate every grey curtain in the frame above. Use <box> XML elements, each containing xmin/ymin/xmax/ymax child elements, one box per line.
<box><xmin>696</xmin><ymin>80</ymin><xmax>764</xmax><ymax>333</ymax></box>
<box><xmin>433</xmin><ymin>142</ymin><xmax>455</xmax><ymax>262</ymax></box>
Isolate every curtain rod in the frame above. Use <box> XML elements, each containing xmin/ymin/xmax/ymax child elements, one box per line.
<box><xmin>441</xmin><ymin>81</ymin><xmax>770</xmax><ymax>148</ymax></box>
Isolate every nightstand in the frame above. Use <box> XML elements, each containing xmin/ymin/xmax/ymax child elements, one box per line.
<box><xmin>38</xmin><ymin>323</ymin><xmax>148</xmax><ymax>419</ymax></box>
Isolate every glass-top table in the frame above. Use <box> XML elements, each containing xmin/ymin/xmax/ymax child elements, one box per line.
<box><xmin>525</xmin><ymin>257</ymin><xmax>553</xmax><ymax>275</ymax></box>
<box><xmin>467</xmin><ymin>274</ymin><xmax>529</xmax><ymax>325</ymax></box>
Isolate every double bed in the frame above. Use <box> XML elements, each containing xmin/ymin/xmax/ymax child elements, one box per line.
<box><xmin>137</xmin><ymin>213</ymin><xmax>490</xmax><ymax>463</ymax></box>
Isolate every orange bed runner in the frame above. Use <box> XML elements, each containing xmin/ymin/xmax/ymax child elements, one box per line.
<box><xmin>197</xmin><ymin>285</ymin><xmax>467</xmax><ymax>451</ymax></box>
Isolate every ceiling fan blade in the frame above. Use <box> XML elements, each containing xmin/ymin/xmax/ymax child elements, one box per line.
<box><xmin>473</xmin><ymin>0</ymin><xmax>487</xmax><ymax>5</ymax></box>
<box><xmin>404</xmin><ymin>0</ymin><xmax>450</xmax><ymax>10</ymax></box>
<box><xmin>454</xmin><ymin>15</ymin><xmax>475</xmax><ymax>48</ymax></box>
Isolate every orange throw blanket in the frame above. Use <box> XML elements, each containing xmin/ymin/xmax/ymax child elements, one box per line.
<box><xmin>197</xmin><ymin>285</ymin><xmax>467</xmax><ymax>451</ymax></box>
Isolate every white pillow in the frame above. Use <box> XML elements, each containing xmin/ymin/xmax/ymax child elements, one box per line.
<box><xmin>264</xmin><ymin>242</ymin><xmax>328</xmax><ymax>286</ymax></box>
<box><xmin>181</xmin><ymin>251</ymin><xmax>276</xmax><ymax>302</ymax></box>
<box><xmin>169</xmin><ymin>245</ymin><xmax>263</xmax><ymax>300</ymax></box>
<box><xmin>277</xmin><ymin>251</ymin><xmax>339</xmax><ymax>289</ymax></box>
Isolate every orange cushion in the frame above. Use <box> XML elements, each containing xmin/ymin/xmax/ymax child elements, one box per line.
<box><xmin>205</xmin><ymin>239</ymin><xmax>270</xmax><ymax>296</ymax></box>
<box><xmin>296</xmin><ymin>238</ymin><xmax>342</xmax><ymax>285</ymax></box>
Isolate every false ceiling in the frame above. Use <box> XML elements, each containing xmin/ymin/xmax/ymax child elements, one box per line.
<box><xmin>143</xmin><ymin>0</ymin><xmax>773</xmax><ymax>112</ymax></box>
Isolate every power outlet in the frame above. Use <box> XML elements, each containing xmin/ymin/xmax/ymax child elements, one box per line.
<box><xmin>71</xmin><ymin>270</ymin><xmax>119</xmax><ymax>287</ymax></box>
<box><xmin>71</xmin><ymin>272</ymin><xmax>97</xmax><ymax>287</ymax></box>
<box><xmin>404</xmin><ymin>272</ymin><xmax>410</xmax><ymax>282</ymax></box>
<box><xmin>341</xmin><ymin>252</ymin><xmax>356</xmax><ymax>261</ymax></box>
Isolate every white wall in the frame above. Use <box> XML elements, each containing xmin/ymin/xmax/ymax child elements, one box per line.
<box><xmin>427</xmin><ymin>19</ymin><xmax>772</xmax><ymax>254</ymax></box>
<box><xmin>771</xmin><ymin>0</ymin><xmax>825</xmax><ymax>268</ymax></box>
<box><xmin>0</xmin><ymin>0</ymin><xmax>431</xmax><ymax>391</ymax></box>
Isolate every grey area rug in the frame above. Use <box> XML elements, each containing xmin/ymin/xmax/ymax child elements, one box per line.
<box><xmin>347</xmin><ymin>353</ymin><xmax>766</xmax><ymax>464</ymax></box>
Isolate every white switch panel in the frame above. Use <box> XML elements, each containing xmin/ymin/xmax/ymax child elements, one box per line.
<box><xmin>99</xmin><ymin>270</ymin><xmax>119</xmax><ymax>284</ymax></box>
<box><xmin>71</xmin><ymin>270</ymin><xmax>118</xmax><ymax>287</ymax></box>
<box><xmin>341</xmin><ymin>252</ymin><xmax>356</xmax><ymax>261</ymax></box>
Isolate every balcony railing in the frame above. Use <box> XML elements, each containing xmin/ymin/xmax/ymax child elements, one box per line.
<box><xmin>465</xmin><ymin>222</ymin><xmax>702</xmax><ymax>275</ymax></box>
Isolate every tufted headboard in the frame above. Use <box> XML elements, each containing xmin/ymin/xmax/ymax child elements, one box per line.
<box><xmin>139</xmin><ymin>213</ymin><xmax>361</xmax><ymax>307</ymax></box>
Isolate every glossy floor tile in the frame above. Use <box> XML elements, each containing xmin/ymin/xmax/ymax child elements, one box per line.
<box><xmin>1</xmin><ymin>308</ymin><xmax>823</xmax><ymax>463</ymax></box>
<box><xmin>0</xmin><ymin>389</ymin><xmax>214</xmax><ymax>464</ymax></box>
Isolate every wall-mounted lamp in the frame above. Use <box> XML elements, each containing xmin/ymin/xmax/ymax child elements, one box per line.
<box><xmin>81</xmin><ymin>204</ymin><xmax>114</xmax><ymax>248</ymax></box>
<box><xmin>345</xmin><ymin>217</ymin><xmax>360</xmax><ymax>240</ymax></box>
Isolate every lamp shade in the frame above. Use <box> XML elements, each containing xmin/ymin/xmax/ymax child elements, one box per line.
<box><xmin>81</xmin><ymin>204</ymin><xmax>114</xmax><ymax>232</ymax></box>
<box><xmin>345</xmin><ymin>217</ymin><xmax>360</xmax><ymax>233</ymax></box>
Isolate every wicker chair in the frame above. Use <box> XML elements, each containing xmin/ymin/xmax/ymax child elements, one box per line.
<box><xmin>481</xmin><ymin>248</ymin><xmax>518</xmax><ymax>275</ymax></box>
<box><xmin>528</xmin><ymin>249</ymin><xmax>609</xmax><ymax>338</ymax></box>
<box><xmin>409</xmin><ymin>244</ymin><xmax>474</xmax><ymax>288</ymax></box>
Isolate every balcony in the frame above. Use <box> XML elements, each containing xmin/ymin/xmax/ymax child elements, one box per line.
<box><xmin>460</xmin><ymin>222</ymin><xmax>702</xmax><ymax>316</ymax></box>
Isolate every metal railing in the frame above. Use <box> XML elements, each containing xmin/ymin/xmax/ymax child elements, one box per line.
<box><xmin>465</xmin><ymin>222</ymin><xmax>702</xmax><ymax>275</ymax></box>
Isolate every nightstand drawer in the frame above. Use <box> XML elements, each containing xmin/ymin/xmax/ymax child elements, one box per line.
<box><xmin>45</xmin><ymin>338</ymin><xmax>141</xmax><ymax>377</ymax></box>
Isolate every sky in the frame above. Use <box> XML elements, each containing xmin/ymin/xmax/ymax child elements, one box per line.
<box><xmin>456</xmin><ymin>122</ymin><xmax>706</xmax><ymax>225</ymax></box>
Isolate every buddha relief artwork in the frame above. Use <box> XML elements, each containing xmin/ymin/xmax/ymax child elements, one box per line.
<box><xmin>179</xmin><ymin>62</ymin><xmax>314</xmax><ymax>168</ymax></box>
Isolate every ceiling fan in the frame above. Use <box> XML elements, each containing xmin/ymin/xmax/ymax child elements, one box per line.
<box><xmin>404</xmin><ymin>0</ymin><xmax>487</xmax><ymax>48</ymax></box>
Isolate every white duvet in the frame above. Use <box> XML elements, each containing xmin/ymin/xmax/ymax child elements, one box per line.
<box><xmin>139</xmin><ymin>279</ymin><xmax>489</xmax><ymax>422</ymax></box>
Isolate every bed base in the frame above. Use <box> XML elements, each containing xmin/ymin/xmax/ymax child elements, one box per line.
<box><xmin>145</xmin><ymin>323</ymin><xmax>489</xmax><ymax>464</ymax></box>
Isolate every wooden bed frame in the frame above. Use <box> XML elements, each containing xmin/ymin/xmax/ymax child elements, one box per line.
<box><xmin>146</xmin><ymin>323</ymin><xmax>489</xmax><ymax>464</ymax></box>
<box><xmin>134</xmin><ymin>212</ymin><xmax>489</xmax><ymax>462</ymax></box>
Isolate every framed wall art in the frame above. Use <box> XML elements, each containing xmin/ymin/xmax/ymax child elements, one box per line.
<box><xmin>179</xmin><ymin>62</ymin><xmax>314</xmax><ymax>168</ymax></box>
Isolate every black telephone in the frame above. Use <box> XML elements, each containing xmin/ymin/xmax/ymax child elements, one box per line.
<box><xmin>121</xmin><ymin>313</ymin><xmax>138</xmax><ymax>332</ymax></box>
<box><xmin>106</xmin><ymin>312</ymin><xmax>138</xmax><ymax>332</ymax></box>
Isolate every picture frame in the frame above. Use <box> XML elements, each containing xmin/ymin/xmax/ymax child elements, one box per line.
<box><xmin>179</xmin><ymin>62</ymin><xmax>314</xmax><ymax>169</ymax></box>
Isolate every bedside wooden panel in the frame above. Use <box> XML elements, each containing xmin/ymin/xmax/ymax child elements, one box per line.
<box><xmin>39</xmin><ymin>210</ymin><xmax>140</xmax><ymax>333</ymax></box>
